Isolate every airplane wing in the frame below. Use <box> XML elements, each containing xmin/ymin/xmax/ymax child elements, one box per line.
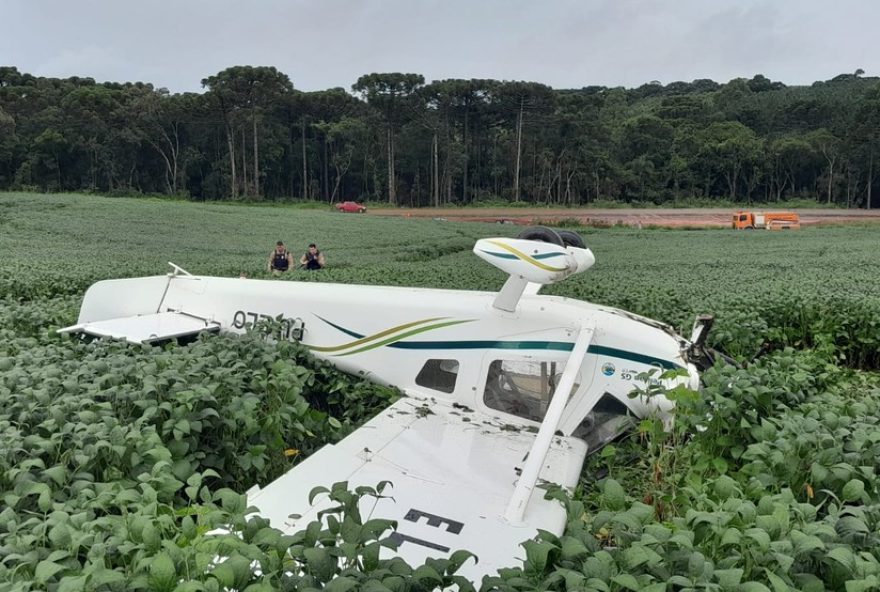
<box><xmin>246</xmin><ymin>397</ymin><xmax>588</xmax><ymax>581</ymax></box>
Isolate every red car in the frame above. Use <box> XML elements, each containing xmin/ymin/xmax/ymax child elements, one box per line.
<box><xmin>335</xmin><ymin>201</ymin><xmax>367</xmax><ymax>213</ymax></box>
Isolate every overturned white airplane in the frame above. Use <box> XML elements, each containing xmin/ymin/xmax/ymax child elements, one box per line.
<box><xmin>61</xmin><ymin>227</ymin><xmax>713</xmax><ymax>580</ymax></box>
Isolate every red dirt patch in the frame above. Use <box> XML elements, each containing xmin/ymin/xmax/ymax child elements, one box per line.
<box><xmin>370</xmin><ymin>208</ymin><xmax>880</xmax><ymax>228</ymax></box>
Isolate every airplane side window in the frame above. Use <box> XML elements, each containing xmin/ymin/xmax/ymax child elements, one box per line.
<box><xmin>415</xmin><ymin>359</ymin><xmax>460</xmax><ymax>394</ymax></box>
<box><xmin>572</xmin><ymin>393</ymin><xmax>637</xmax><ymax>453</ymax></box>
<box><xmin>483</xmin><ymin>360</ymin><xmax>579</xmax><ymax>423</ymax></box>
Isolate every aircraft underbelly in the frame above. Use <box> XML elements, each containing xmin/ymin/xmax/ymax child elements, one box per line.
<box><xmin>247</xmin><ymin>398</ymin><xmax>588</xmax><ymax>580</ymax></box>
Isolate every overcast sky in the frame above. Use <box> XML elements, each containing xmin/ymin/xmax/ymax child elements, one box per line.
<box><xmin>2</xmin><ymin>0</ymin><xmax>876</xmax><ymax>93</ymax></box>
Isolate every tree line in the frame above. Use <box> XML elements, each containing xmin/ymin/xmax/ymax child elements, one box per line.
<box><xmin>1</xmin><ymin>65</ymin><xmax>879</xmax><ymax>207</ymax></box>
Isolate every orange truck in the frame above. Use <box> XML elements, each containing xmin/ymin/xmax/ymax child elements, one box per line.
<box><xmin>732</xmin><ymin>211</ymin><xmax>800</xmax><ymax>230</ymax></box>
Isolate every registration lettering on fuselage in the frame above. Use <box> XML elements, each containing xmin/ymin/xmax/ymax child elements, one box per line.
<box><xmin>231</xmin><ymin>310</ymin><xmax>305</xmax><ymax>341</ymax></box>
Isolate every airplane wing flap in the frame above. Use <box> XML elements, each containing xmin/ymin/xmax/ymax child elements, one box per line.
<box><xmin>58</xmin><ymin>311</ymin><xmax>220</xmax><ymax>344</ymax></box>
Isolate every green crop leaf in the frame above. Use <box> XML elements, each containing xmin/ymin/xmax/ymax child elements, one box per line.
<box><xmin>149</xmin><ymin>552</ymin><xmax>177</xmax><ymax>592</ymax></box>
<box><xmin>611</xmin><ymin>573</ymin><xmax>642</xmax><ymax>591</ymax></box>
<box><xmin>826</xmin><ymin>546</ymin><xmax>856</xmax><ymax>572</ymax></box>
<box><xmin>713</xmin><ymin>475</ymin><xmax>738</xmax><ymax>498</ymax></box>
<box><xmin>57</xmin><ymin>575</ymin><xmax>88</xmax><ymax>592</ymax></box>
<box><xmin>42</xmin><ymin>465</ymin><xmax>67</xmax><ymax>486</ymax></box>
<box><xmin>243</xmin><ymin>582</ymin><xmax>277</xmax><ymax>592</ymax></box>
<box><xmin>362</xmin><ymin>541</ymin><xmax>381</xmax><ymax>572</ymax></box>
<box><xmin>744</xmin><ymin>528</ymin><xmax>771</xmax><ymax>552</ymax></box>
<box><xmin>842</xmin><ymin>479</ymin><xmax>865</xmax><ymax>502</ymax></box>
<box><xmin>714</xmin><ymin>569</ymin><xmax>744</xmax><ymax>587</ymax></box>
<box><xmin>304</xmin><ymin>547</ymin><xmax>337</xmax><ymax>582</ymax></box>
<box><xmin>846</xmin><ymin>577</ymin><xmax>880</xmax><ymax>592</ymax></box>
<box><xmin>412</xmin><ymin>565</ymin><xmax>443</xmax><ymax>585</ymax></box>
<box><xmin>90</xmin><ymin>568</ymin><xmax>126</xmax><ymax>588</ymax></box>
<box><xmin>523</xmin><ymin>540</ymin><xmax>556</xmax><ymax>577</ymax></box>
<box><xmin>211</xmin><ymin>562</ymin><xmax>235</xmax><ymax>589</ymax></box>
<box><xmin>560</xmin><ymin>536</ymin><xmax>588</xmax><ymax>560</ymax></box>
<box><xmin>35</xmin><ymin>560</ymin><xmax>66</xmax><ymax>584</ymax></box>
<box><xmin>765</xmin><ymin>570</ymin><xmax>793</xmax><ymax>592</ymax></box>
<box><xmin>603</xmin><ymin>479</ymin><xmax>626</xmax><ymax>510</ymax></box>
<box><xmin>625</xmin><ymin>545</ymin><xmax>663</xmax><ymax>569</ymax></box>
<box><xmin>325</xmin><ymin>576</ymin><xmax>359</xmax><ymax>592</ymax></box>
<box><xmin>447</xmin><ymin>550</ymin><xmax>478</xmax><ymax>574</ymax></box>
<box><xmin>721</xmin><ymin>527</ymin><xmax>742</xmax><ymax>546</ymax></box>
<box><xmin>309</xmin><ymin>485</ymin><xmax>331</xmax><ymax>505</ymax></box>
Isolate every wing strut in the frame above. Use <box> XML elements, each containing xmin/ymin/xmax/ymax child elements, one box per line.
<box><xmin>504</xmin><ymin>323</ymin><xmax>594</xmax><ymax>523</ymax></box>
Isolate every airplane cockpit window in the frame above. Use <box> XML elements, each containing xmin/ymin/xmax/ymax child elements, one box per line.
<box><xmin>415</xmin><ymin>359</ymin><xmax>460</xmax><ymax>393</ymax></box>
<box><xmin>572</xmin><ymin>393</ymin><xmax>636</xmax><ymax>453</ymax></box>
<box><xmin>483</xmin><ymin>360</ymin><xmax>579</xmax><ymax>423</ymax></box>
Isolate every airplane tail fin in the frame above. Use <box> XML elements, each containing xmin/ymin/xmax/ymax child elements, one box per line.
<box><xmin>57</xmin><ymin>271</ymin><xmax>219</xmax><ymax>344</ymax></box>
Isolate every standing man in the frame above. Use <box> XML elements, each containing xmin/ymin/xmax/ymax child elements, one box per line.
<box><xmin>300</xmin><ymin>243</ymin><xmax>326</xmax><ymax>270</ymax></box>
<box><xmin>268</xmin><ymin>241</ymin><xmax>293</xmax><ymax>273</ymax></box>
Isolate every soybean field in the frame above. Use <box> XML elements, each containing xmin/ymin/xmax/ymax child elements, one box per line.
<box><xmin>2</xmin><ymin>192</ymin><xmax>880</xmax><ymax>591</ymax></box>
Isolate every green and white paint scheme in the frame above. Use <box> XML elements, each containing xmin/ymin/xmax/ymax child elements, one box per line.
<box><xmin>61</xmin><ymin>236</ymin><xmax>703</xmax><ymax>581</ymax></box>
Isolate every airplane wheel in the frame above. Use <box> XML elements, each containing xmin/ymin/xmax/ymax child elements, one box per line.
<box><xmin>516</xmin><ymin>226</ymin><xmax>564</xmax><ymax>246</ymax></box>
<box><xmin>558</xmin><ymin>230</ymin><xmax>586</xmax><ymax>249</ymax></box>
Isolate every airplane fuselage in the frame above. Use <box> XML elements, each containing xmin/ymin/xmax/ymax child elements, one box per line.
<box><xmin>65</xmin><ymin>271</ymin><xmax>700</xmax><ymax>579</ymax></box>
<box><xmin>75</xmin><ymin>274</ymin><xmax>696</xmax><ymax>430</ymax></box>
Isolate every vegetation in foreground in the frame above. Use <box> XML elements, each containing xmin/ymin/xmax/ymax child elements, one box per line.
<box><xmin>2</xmin><ymin>192</ymin><xmax>880</xmax><ymax>590</ymax></box>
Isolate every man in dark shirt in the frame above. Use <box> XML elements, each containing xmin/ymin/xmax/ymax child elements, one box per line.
<box><xmin>268</xmin><ymin>241</ymin><xmax>293</xmax><ymax>273</ymax></box>
<box><xmin>300</xmin><ymin>243</ymin><xmax>326</xmax><ymax>270</ymax></box>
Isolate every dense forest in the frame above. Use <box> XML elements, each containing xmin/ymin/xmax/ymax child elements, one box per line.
<box><xmin>1</xmin><ymin>65</ymin><xmax>879</xmax><ymax>207</ymax></box>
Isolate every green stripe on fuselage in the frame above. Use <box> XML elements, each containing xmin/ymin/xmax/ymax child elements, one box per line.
<box><xmin>388</xmin><ymin>340</ymin><xmax>679</xmax><ymax>369</ymax></box>
<box><xmin>479</xmin><ymin>250</ymin><xmax>566</xmax><ymax>260</ymax></box>
<box><xmin>313</xmin><ymin>316</ymin><xmax>680</xmax><ymax>369</ymax></box>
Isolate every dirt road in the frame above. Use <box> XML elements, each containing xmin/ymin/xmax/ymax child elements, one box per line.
<box><xmin>369</xmin><ymin>207</ymin><xmax>880</xmax><ymax>228</ymax></box>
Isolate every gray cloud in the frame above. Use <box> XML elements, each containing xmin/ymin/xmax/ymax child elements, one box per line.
<box><xmin>2</xmin><ymin>0</ymin><xmax>876</xmax><ymax>92</ymax></box>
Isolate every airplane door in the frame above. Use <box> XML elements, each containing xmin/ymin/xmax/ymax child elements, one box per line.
<box><xmin>476</xmin><ymin>350</ymin><xmax>592</xmax><ymax>426</ymax></box>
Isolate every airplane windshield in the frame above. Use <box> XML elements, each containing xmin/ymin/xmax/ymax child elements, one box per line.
<box><xmin>483</xmin><ymin>359</ymin><xmax>579</xmax><ymax>423</ymax></box>
<box><xmin>572</xmin><ymin>394</ymin><xmax>637</xmax><ymax>453</ymax></box>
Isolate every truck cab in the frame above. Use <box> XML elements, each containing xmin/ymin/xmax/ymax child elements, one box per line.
<box><xmin>733</xmin><ymin>212</ymin><xmax>754</xmax><ymax>229</ymax></box>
